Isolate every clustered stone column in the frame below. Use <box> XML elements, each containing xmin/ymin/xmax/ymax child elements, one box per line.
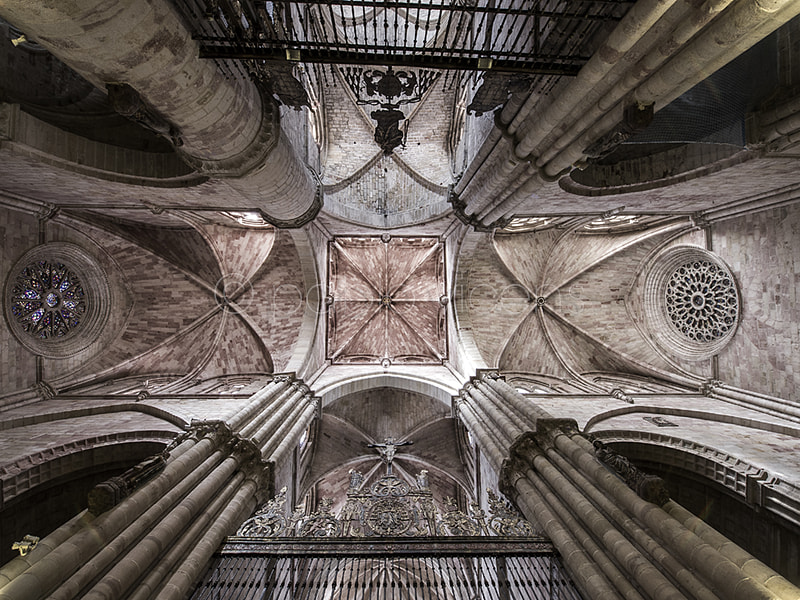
<box><xmin>0</xmin><ymin>375</ymin><xmax>317</xmax><ymax>600</ymax></box>
<box><xmin>0</xmin><ymin>0</ymin><xmax>321</xmax><ymax>227</ymax></box>
<box><xmin>455</xmin><ymin>371</ymin><xmax>800</xmax><ymax>600</ymax></box>
<box><xmin>451</xmin><ymin>0</ymin><xmax>800</xmax><ymax>229</ymax></box>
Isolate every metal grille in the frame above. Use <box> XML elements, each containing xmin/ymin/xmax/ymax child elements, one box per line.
<box><xmin>173</xmin><ymin>0</ymin><xmax>631</xmax><ymax>75</ymax></box>
<box><xmin>191</xmin><ymin>539</ymin><xmax>584</xmax><ymax>600</ymax></box>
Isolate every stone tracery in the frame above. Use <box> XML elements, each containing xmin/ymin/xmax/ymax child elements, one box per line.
<box><xmin>643</xmin><ymin>245</ymin><xmax>741</xmax><ymax>360</ymax></box>
<box><xmin>665</xmin><ymin>259</ymin><xmax>738</xmax><ymax>343</ymax></box>
<box><xmin>10</xmin><ymin>260</ymin><xmax>86</xmax><ymax>339</ymax></box>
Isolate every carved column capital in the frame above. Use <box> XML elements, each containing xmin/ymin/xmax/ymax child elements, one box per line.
<box><xmin>593</xmin><ymin>439</ymin><xmax>670</xmax><ymax>506</ymax></box>
<box><xmin>479</xmin><ymin>370</ymin><xmax>502</xmax><ymax>382</ymax></box>
<box><xmin>448</xmin><ymin>188</ymin><xmax>496</xmax><ymax>232</ymax></box>
<box><xmin>532</xmin><ymin>418</ymin><xmax>579</xmax><ymax>450</ymax></box>
<box><xmin>188</xmin><ymin>419</ymin><xmax>234</xmax><ymax>446</ymax></box>
<box><xmin>508</xmin><ymin>432</ymin><xmax>544</xmax><ymax>463</ymax></box>
<box><xmin>499</xmin><ymin>455</ymin><xmax>531</xmax><ymax>499</ymax></box>
<box><xmin>229</xmin><ymin>437</ymin><xmax>274</xmax><ymax>503</ymax></box>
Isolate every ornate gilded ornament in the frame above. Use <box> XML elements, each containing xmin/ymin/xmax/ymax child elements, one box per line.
<box><xmin>365</xmin><ymin>497</ymin><xmax>415</xmax><ymax>536</ymax></box>
<box><xmin>487</xmin><ymin>490</ymin><xmax>537</xmax><ymax>536</ymax></box>
<box><xmin>237</xmin><ymin>487</ymin><xmax>289</xmax><ymax>537</ymax></box>
<box><xmin>299</xmin><ymin>498</ymin><xmax>341</xmax><ymax>537</ymax></box>
<box><xmin>12</xmin><ymin>535</ymin><xmax>39</xmax><ymax>557</ymax></box>
<box><xmin>440</xmin><ymin>497</ymin><xmax>482</xmax><ymax>536</ymax></box>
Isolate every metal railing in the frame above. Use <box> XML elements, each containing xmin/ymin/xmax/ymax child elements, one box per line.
<box><xmin>191</xmin><ymin>537</ymin><xmax>584</xmax><ymax>600</ymax></box>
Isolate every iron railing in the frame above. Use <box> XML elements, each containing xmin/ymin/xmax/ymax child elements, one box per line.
<box><xmin>174</xmin><ymin>0</ymin><xmax>630</xmax><ymax>75</ymax></box>
<box><xmin>191</xmin><ymin>537</ymin><xmax>584</xmax><ymax>600</ymax></box>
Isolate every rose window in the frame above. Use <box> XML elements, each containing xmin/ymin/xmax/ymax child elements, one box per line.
<box><xmin>10</xmin><ymin>261</ymin><xmax>87</xmax><ymax>339</ymax></box>
<box><xmin>4</xmin><ymin>243</ymin><xmax>112</xmax><ymax>358</ymax></box>
<box><xmin>665</xmin><ymin>260</ymin><xmax>738</xmax><ymax>343</ymax></box>
<box><xmin>642</xmin><ymin>246</ymin><xmax>740</xmax><ymax>360</ymax></box>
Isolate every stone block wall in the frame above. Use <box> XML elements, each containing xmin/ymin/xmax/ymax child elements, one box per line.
<box><xmin>0</xmin><ymin>205</ymin><xmax>38</xmax><ymax>394</ymax></box>
<box><xmin>713</xmin><ymin>202</ymin><xmax>800</xmax><ymax>398</ymax></box>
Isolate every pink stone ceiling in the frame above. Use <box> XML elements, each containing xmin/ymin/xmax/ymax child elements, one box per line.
<box><xmin>327</xmin><ymin>237</ymin><xmax>446</xmax><ymax>365</ymax></box>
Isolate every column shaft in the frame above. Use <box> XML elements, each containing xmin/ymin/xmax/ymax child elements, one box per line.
<box><xmin>506</xmin><ymin>468</ymin><xmax>622</xmax><ymax>600</ymax></box>
<box><xmin>561</xmin><ymin>434</ymin><xmax>776</xmax><ymax>600</ymax></box>
<box><xmin>0</xmin><ymin>0</ymin><xmax>319</xmax><ymax>225</ymax></box>
<box><xmin>156</xmin><ymin>480</ymin><xmax>258</xmax><ymax>600</ymax></box>
<box><xmin>245</xmin><ymin>386</ymin><xmax>307</xmax><ymax>442</ymax></box>
<box><xmin>268</xmin><ymin>402</ymin><xmax>317</xmax><ymax>465</ymax></box>
<box><xmin>545</xmin><ymin>448</ymin><xmax>720</xmax><ymax>600</ymax></box>
<box><xmin>228</xmin><ymin>378</ymin><xmax>289</xmax><ymax>431</ymax></box>
<box><xmin>80</xmin><ymin>454</ymin><xmax>240</xmax><ymax>600</ymax></box>
<box><xmin>665</xmin><ymin>502</ymin><xmax>799</xmax><ymax>600</ymax></box>
<box><xmin>456</xmin><ymin>401</ymin><xmax>507</xmax><ymax>471</ymax></box>
<box><xmin>48</xmin><ymin>450</ymin><xmax>227</xmax><ymax>600</ymax></box>
<box><xmin>0</xmin><ymin>438</ymin><xmax>208</xmax><ymax>600</ymax></box>
<box><xmin>0</xmin><ymin>374</ymin><xmax>318</xmax><ymax>600</ymax></box>
<box><xmin>526</xmin><ymin>450</ymin><xmax>683</xmax><ymax>600</ymax></box>
<box><xmin>125</xmin><ymin>474</ymin><xmax>250</xmax><ymax>600</ymax></box>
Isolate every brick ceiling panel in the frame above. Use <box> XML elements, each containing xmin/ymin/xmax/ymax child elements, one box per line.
<box><xmin>538</xmin><ymin>227</ymin><xmax>673</xmax><ymax>297</ymax></box>
<box><xmin>328</xmin><ymin>301</ymin><xmax>382</xmax><ymax>357</ymax></box>
<box><xmin>498</xmin><ymin>309</ymin><xmax>572</xmax><ymax>378</ymax></box>
<box><xmin>493</xmin><ymin>228</ymin><xmax>563</xmax><ymax>296</ymax></box>
<box><xmin>334</xmin><ymin>238</ymin><xmax>387</xmax><ymax>290</ymax></box>
<box><xmin>386</xmin><ymin>238</ymin><xmax>441</xmax><ymax>295</ymax></box>
<box><xmin>392</xmin><ymin>252</ymin><xmax>445</xmax><ymax>301</ymax></box>
<box><xmin>333</xmin><ymin>309</ymin><xmax>386</xmax><ymax>363</ymax></box>
<box><xmin>391</xmin><ymin>301</ymin><xmax>445</xmax><ymax>357</ymax></box>
<box><xmin>386</xmin><ymin>310</ymin><xmax>442</xmax><ymax>363</ymax></box>
<box><xmin>239</xmin><ymin>231</ymin><xmax>307</xmax><ymax>372</ymax></box>
<box><xmin>330</xmin><ymin>244</ymin><xmax>384</xmax><ymax>301</ymax></box>
<box><xmin>541</xmin><ymin>310</ymin><xmax>653</xmax><ymax>379</ymax></box>
<box><xmin>193</xmin><ymin>311</ymin><xmax>273</xmax><ymax>378</ymax></box>
<box><xmin>326</xmin><ymin>388</ymin><xmax>450</xmax><ymax>443</ymax></box>
<box><xmin>194</xmin><ymin>223</ymin><xmax>276</xmax><ymax>284</ymax></box>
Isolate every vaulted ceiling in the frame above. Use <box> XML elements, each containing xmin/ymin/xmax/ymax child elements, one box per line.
<box><xmin>457</xmin><ymin>219</ymin><xmax>716</xmax><ymax>388</ymax></box>
<box><xmin>327</xmin><ymin>236</ymin><xmax>447</xmax><ymax>365</ymax></box>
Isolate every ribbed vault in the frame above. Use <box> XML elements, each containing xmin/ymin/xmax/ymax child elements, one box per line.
<box><xmin>459</xmin><ymin>220</ymin><xmax>710</xmax><ymax>387</ymax></box>
<box><xmin>307</xmin><ymin>387</ymin><xmax>469</xmax><ymax>514</ymax></box>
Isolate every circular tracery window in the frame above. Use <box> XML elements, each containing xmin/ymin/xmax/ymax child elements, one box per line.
<box><xmin>643</xmin><ymin>246</ymin><xmax>740</xmax><ymax>360</ymax></box>
<box><xmin>4</xmin><ymin>243</ymin><xmax>111</xmax><ymax>358</ymax></box>
<box><xmin>10</xmin><ymin>260</ymin><xmax>87</xmax><ymax>339</ymax></box>
<box><xmin>664</xmin><ymin>260</ymin><xmax>738</xmax><ymax>343</ymax></box>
